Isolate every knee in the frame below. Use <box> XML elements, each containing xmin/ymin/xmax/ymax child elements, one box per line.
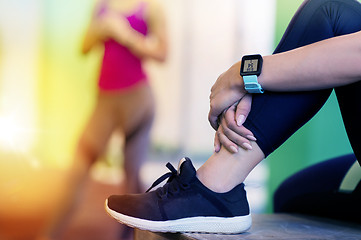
<box><xmin>75</xmin><ymin>136</ymin><xmax>101</xmax><ymax>166</ymax></box>
<box><xmin>125</xmin><ymin>108</ymin><xmax>155</xmax><ymax>141</ymax></box>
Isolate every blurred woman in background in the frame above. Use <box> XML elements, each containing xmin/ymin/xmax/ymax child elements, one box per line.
<box><xmin>80</xmin><ymin>0</ymin><xmax>167</xmax><ymax>196</ymax></box>
<box><xmin>40</xmin><ymin>0</ymin><xmax>167</xmax><ymax>239</ymax></box>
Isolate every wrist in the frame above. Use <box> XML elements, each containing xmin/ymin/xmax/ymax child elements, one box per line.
<box><xmin>125</xmin><ymin>30</ymin><xmax>144</xmax><ymax>50</ymax></box>
<box><xmin>231</xmin><ymin>61</ymin><xmax>247</xmax><ymax>92</ymax></box>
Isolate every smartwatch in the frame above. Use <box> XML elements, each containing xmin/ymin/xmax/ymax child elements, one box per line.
<box><xmin>240</xmin><ymin>54</ymin><xmax>264</xmax><ymax>93</ymax></box>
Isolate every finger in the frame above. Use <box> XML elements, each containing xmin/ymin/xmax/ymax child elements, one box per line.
<box><xmin>220</xmin><ymin>120</ymin><xmax>253</xmax><ymax>151</ymax></box>
<box><xmin>219</xmin><ymin>114</ymin><xmax>253</xmax><ymax>151</ymax></box>
<box><xmin>208</xmin><ymin>111</ymin><xmax>220</xmax><ymax>131</ymax></box>
<box><xmin>217</xmin><ymin>126</ymin><xmax>239</xmax><ymax>153</ymax></box>
<box><xmin>223</xmin><ymin>106</ymin><xmax>255</xmax><ymax>140</ymax></box>
<box><xmin>209</xmin><ymin>89</ymin><xmax>246</xmax><ymax>130</ymax></box>
<box><xmin>214</xmin><ymin>130</ymin><xmax>221</xmax><ymax>153</ymax></box>
<box><xmin>235</xmin><ymin>94</ymin><xmax>252</xmax><ymax>127</ymax></box>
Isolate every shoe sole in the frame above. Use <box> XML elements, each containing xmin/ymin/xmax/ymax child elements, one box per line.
<box><xmin>105</xmin><ymin>199</ymin><xmax>252</xmax><ymax>234</ymax></box>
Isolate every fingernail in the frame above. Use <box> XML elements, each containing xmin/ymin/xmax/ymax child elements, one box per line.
<box><xmin>230</xmin><ymin>146</ymin><xmax>238</xmax><ymax>153</ymax></box>
<box><xmin>214</xmin><ymin>145</ymin><xmax>220</xmax><ymax>153</ymax></box>
<box><xmin>246</xmin><ymin>135</ymin><xmax>257</xmax><ymax>141</ymax></box>
<box><xmin>242</xmin><ymin>142</ymin><xmax>253</xmax><ymax>150</ymax></box>
<box><xmin>237</xmin><ymin>115</ymin><xmax>245</xmax><ymax>127</ymax></box>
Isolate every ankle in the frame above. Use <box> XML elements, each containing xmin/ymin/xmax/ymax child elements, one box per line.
<box><xmin>196</xmin><ymin>144</ymin><xmax>265</xmax><ymax>193</ymax></box>
<box><xmin>196</xmin><ymin>170</ymin><xmax>238</xmax><ymax>193</ymax></box>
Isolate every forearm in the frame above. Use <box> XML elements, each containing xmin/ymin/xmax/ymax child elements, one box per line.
<box><xmin>259</xmin><ymin>31</ymin><xmax>361</xmax><ymax>91</ymax></box>
<box><xmin>112</xmin><ymin>0</ymin><xmax>167</xmax><ymax>62</ymax></box>
<box><xmin>112</xmin><ymin>28</ymin><xmax>167</xmax><ymax>62</ymax></box>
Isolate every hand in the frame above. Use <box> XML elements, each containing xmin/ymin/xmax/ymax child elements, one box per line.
<box><xmin>209</xmin><ymin>61</ymin><xmax>248</xmax><ymax>130</ymax></box>
<box><xmin>214</xmin><ymin>94</ymin><xmax>255</xmax><ymax>153</ymax></box>
<box><xmin>98</xmin><ymin>12</ymin><xmax>132</xmax><ymax>41</ymax></box>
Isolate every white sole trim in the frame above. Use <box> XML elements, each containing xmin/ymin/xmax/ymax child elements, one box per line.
<box><xmin>105</xmin><ymin>199</ymin><xmax>252</xmax><ymax>234</ymax></box>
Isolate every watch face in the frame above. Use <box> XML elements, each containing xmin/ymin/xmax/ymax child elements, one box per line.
<box><xmin>240</xmin><ymin>54</ymin><xmax>263</xmax><ymax>76</ymax></box>
<box><xmin>243</xmin><ymin>59</ymin><xmax>259</xmax><ymax>73</ymax></box>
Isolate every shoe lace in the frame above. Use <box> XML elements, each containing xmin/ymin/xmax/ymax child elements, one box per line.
<box><xmin>145</xmin><ymin>162</ymin><xmax>190</xmax><ymax>198</ymax></box>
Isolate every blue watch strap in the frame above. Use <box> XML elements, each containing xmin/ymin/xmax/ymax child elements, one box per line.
<box><xmin>243</xmin><ymin>75</ymin><xmax>264</xmax><ymax>93</ymax></box>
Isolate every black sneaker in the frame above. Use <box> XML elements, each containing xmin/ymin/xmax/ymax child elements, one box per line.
<box><xmin>105</xmin><ymin>157</ymin><xmax>251</xmax><ymax>234</ymax></box>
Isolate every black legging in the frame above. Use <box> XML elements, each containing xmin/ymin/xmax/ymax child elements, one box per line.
<box><xmin>274</xmin><ymin>154</ymin><xmax>361</xmax><ymax>223</ymax></box>
<box><xmin>243</xmin><ymin>0</ymin><xmax>361</xmax><ymax>162</ymax></box>
<box><xmin>244</xmin><ymin>0</ymin><xmax>361</xmax><ymax>222</ymax></box>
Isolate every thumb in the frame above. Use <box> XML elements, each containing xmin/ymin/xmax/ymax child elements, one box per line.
<box><xmin>236</xmin><ymin>94</ymin><xmax>252</xmax><ymax>127</ymax></box>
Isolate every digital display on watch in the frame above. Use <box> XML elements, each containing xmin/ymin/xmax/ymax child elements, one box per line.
<box><xmin>243</xmin><ymin>59</ymin><xmax>258</xmax><ymax>73</ymax></box>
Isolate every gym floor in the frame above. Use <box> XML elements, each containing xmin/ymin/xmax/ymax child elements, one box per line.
<box><xmin>58</xmin><ymin>174</ymin><xmax>125</xmax><ymax>240</ymax></box>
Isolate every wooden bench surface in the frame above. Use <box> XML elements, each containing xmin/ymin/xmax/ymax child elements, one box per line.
<box><xmin>134</xmin><ymin>214</ymin><xmax>361</xmax><ymax>240</ymax></box>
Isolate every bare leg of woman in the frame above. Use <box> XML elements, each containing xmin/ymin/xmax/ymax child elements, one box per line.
<box><xmin>40</xmin><ymin>82</ymin><xmax>155</xmax><ymax>239</ymax></box>
<box><xmin>39</xmin><ymin>91</ymin><xmax>117</xmax><ymax>240</ymax></box>
<box><xmin>117</xmin><ymin>82</ymin><xmax>155</xmax><ymax>194</ymax></box>
<box><xmin>197</xmin><ymin>143</ymin><xmax>264</xmax><ymax>193</ymax></box>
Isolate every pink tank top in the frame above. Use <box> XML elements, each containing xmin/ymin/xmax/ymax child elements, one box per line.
<box><xmin>97</xmin><ymin>2</ymin><xmax>148</xmax><ymax>90</ymax></box>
